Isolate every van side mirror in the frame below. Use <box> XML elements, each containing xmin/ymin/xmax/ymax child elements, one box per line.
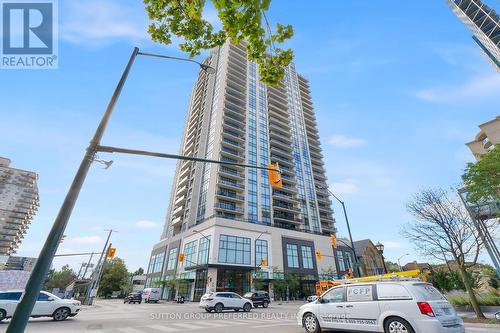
<box><xmin>317</xmin><ymin>296</ymin><xmax>323</xmax><ymax>303</ymax></box>
<box><xmin>47</xmin><ymin>297</ymin><xmax>55</xmax><ymax>301</ymax></box>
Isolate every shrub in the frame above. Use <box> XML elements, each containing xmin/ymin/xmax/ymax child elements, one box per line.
<box><xmin>447</xmin><ymin>292</ymin><xmax>500</xmax><ymax>306</ymax></box>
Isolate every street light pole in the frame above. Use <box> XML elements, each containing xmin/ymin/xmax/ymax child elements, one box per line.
<box><xmin>6</xmin><ymin>47</ymin><xmax>140</xmax><ymax>333</ymax></box>
<box><xmin>317</xmin><ymin>185</ymin><xmax>361</xmax><ymax>277</ymax></box>
<box><xmin>7</xmin><ymin>47</ymin><xmax>215</xmax><ymax>333</ymax></box>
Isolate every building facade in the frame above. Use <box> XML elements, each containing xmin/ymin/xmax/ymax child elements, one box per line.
<box><xmin>447</xmin><ymin>0</ymin><xmax>500</xmax><ymax>71</ymax></box>
<box><xmin>466</xmin><ymin>115</ymin><xmax>499</xmax><ymax>160</ymax></box>
<box><xmin>353</xmin><ymin>239</ymin><xmax>386</xmax><ymax>276</ymax></box>
<box><xmin>147</xmin><ymin>42</ymin><xmax>336</xmax><ymax>301</ymax></box>
<box><xmin>0</xmin><ymin>157</ymin><xmax>39</xmax><ymax>256</ymax></box>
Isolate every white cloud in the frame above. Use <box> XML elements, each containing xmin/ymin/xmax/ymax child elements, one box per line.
<box><xmin>381</xmin><ymin>241</ymin><xmax>402</xmax><ymax>249</ymax></box>
<box><xmin>330</xmin><ymin>179</ymin><xmax>359</xmax><ymax>194</ymax></box>
<box><xmin>65</xmin><ymin>236</ymin><xmax>105</xmax><ymax>245</ymax></box>
<box><xmin>135</xmin><ymin>220</ymin><xmax>160</xmax><ymax>229</ymax></box>
<box><xmin>328</xmin><ymin>135</ymin><xmax>366</xmax><ymax>148</ymax></box>
<box><xmin>414</xmin><ymin>72</ymin><xmax>500</xmax><ymax>103</ymax></box>
<box><xmin>61</xmin><ymin>0</ymin><xmax>149</xmax><ymax>46</ymax></box>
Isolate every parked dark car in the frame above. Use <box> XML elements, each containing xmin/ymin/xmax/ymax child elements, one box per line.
<box><xmin>124</xmin><ymin>292</ymin><xmax>142</xmax><ymax>304</ymax></box>
<box><xmin>243</xmin><ymin>291</ymin><xmax>270</xmax><ymax>308</ymax></box>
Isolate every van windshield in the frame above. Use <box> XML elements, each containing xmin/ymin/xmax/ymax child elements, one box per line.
<box><xmin>243</xmin><ymin>292</ymin><xmax>253</xmax><ymax>297</ymax></box>
<box><xmin>412</xmin><ymin>283</ymin><xmax>446</xmax><ymax>300</ymax></box>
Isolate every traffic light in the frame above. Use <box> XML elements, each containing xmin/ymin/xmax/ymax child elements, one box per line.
<box><xmin>107</xmin><ymin>247</ymin><xmax>116</xmax><ymax>258</ymax></box>
<box><xmin>315</xmin><ymin>250</ymin><xmax>323</xmax><ymax>261</ymax></box>
<box><xmin>178</xmin><ymin>253</ymin><xmax>185</xmax><ymax>263</ymax></box>
<box><xmin>261</xmin><ymin>259</ymin><xmax>267</xmax><ymax>268</ymax></box>
<box><xmin>59</xmin><ymin>235</ymin><xmax>66</xmax><ymax>244</ymax></box>
<box><xmin>267</xmin><ymin>163</ymin><xmax>282</xmax><ymax>188</ymax></box>
<box><xmin>330</xmin><ymin>234</ymin><xmax>337</xmax><ymax>249</ymax></box>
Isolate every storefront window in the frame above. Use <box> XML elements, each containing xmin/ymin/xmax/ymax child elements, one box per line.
<box><xmin>166</xmin><ymin>248</ymin><xmax>178</xmax><ymax>270</ymax></box>
<box><xmin>197</xmin><ymin>236</ymin><xmax>211</xmax><ymax>265</ymax></box>
<box><xmin>301</xmin><ymin>246</ymin><xmax>313</xmax><ymax>269</ymax></box>
<box><xmin>286</xmin><ymin>244</ymin><xmax>299</xmax><ymax>268</ymax></box>
<box><xmin>255</xmin><ymin>239</ymin><xmax>268</xmax><ymax>267</ymax></box>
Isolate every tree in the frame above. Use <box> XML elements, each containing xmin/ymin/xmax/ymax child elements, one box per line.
<box><xmin>44</xmin><ymin>265</ymin><xmax>76</xmax><ymax>291</ymax></box>
<box><xmin>462</xmin><ymin>145</ymin><xmax>500</xmax><ymax>203</ymax></box>
<box><xmin>144</xmin><ymin>0</ymin><xmax>294</xmax><ymax>86</ymax></box>
<box><xmin>132</xmin><ymin>267</ymin><xmax>144</xmax><ymax>276</ymax></box>
<box><xmin>98</xmin><ymin>258</ymin><xmax>129</xmax><ymax>297</ymax></box>
<box><xmin>402</xmin><ymin>189</ymin><xmax>485</xmax><ymax>318</ymax></box>
<box><xmin>384</xmin><ymin>261</ymin><xmax>400</xmax><ymax>273</ymax></box>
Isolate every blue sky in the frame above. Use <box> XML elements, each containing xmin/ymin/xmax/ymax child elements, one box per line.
<box><xmin>1</xmin><ymin>0</ymin><xmax>499</xmax><ymax>273</ymax></box>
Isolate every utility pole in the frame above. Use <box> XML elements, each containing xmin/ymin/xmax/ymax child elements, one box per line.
<box><xmin>82</xmin><ymin>252</ymin><xmax>95</xmax><ymax>279</ymax></box>
<box><xmin>84</xmin><ymin>229</ymin><xmax>115</xmax><ymax>305</ymax></box>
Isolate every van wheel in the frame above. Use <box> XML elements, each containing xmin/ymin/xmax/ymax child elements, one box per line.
<box><xmin>243</xmin><ymin>303</ymin><xmax>251</xmax><ymax>312</ymax></box>
<box><xmin>214</xmin><ymin>303</ymin><xmax>224</xmax><ymax>313</ymax></box>
<box><xmin>385</xmin><ymin>317</ymin><xmax>414</xmax><ymax>333</ymax></box>
<box><xmin>303</xmin><ymin>313</ymin><xmax>320</xmax><ymax>333</ymax></box>
<box><xmin>262</xmin><ymin>301</ymin><xmax>269</xmax><ymax>308</ymax></box>
<box><xmin>53</xmin><ymin>307</ymin><xmax>70</xmax><ymax>321</ymax></box>
<box><xmin>0</xmin><ymin>309</ymin><xmax>6</xmax><ymax>322</ymax></box>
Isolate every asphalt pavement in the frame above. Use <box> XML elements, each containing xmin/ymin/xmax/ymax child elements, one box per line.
<box><xmin>0</xmin><ymin>299</ymin><xmax>498</xmax><ymax>333</ymax></box>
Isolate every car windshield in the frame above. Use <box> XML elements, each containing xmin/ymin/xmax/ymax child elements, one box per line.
<box><xmin>243</xmin><ymin>292</ymin><xmax>253</xmax><ymax>297</ymax></box>
<box><xmin>412</xmin><ymin>283</ymin><xmax>446</xmax><ymax>300</ymax></box>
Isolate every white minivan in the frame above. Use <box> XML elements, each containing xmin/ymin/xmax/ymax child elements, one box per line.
<box><xmin>142</xmin><ymin>288</ymin><xmax>160</xmax><ymax>303</ymax></box>
<box><xmin>298</xmin><ymin>281</ymin><xmax>464</xmax><ymax>333</ymax></box>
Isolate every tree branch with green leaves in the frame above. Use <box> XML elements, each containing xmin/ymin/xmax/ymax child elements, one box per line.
<box><xmin>462</xmin><ymin>145</ymin><xmax>500</xmax><ymax>204</ymax></box>
<box><xmin>144</xmin><ymin>0</ymin><xmax>294</xmax><ymax>86</ymax></box>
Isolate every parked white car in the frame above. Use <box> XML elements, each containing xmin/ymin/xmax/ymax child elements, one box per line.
<box><xmin>200</xmin><ymin>292</ymin><xmax>253</xmax><ymax>313</ymax></box>
<box><xmin>298</xmin><ymin>281</ymin><xmax>464</xmax><ymax>333</ymax></box>
<box><xmin>0</xmin><ymin>290</ymin><xmax>81</xmax><ymax>322</ymax></box>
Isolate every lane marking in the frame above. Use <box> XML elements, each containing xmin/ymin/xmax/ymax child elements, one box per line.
<box><xmin>116</xmin><ymin>327</ymin><xmax>145</xmax><ymax>333</ymax></box>
<box><xmin>146</xmin><ymin>324</ymin><xmax>181</xmax><ymax>332</ymax></box>
<box><xmin>170</xmin><ymin>323</ymin><xmax>207</xmax><ymax>330</ymax></box>
<box><xmin>251</xmin><ymin>322</ymin><xmax>298</xmax><ymax>328</ymax></box>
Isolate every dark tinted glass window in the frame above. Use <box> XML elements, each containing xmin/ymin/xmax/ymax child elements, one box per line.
<box><xmin>0</xmin><ymin>292</ymin><xmax>22</xmax><ymax>300</ymax></box>
<box><xmin>37</xmin><ymin>293</ymin><xmax>50</xmax><ymax>301</ymax></box>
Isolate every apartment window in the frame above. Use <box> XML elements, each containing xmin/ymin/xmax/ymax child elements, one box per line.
<box><xmin>166</xmin><ymin>248</ymin><xmax>178</xmax><ymax>271</ymax></box>
<box><xmin>301</xmin><ymin>246</ymin><xmax>314</xmax><ymax>269</ymax></box>
<box><xmin>218</xmin><ymin>234</ymin><xmax>251</xmax><ymax>265</ymax></box>
<box><xmin>345</xmin><ymin>251</ymin><xmax>353</xmax><ymax>269</ymax></box>
<box><xmin>198</xmin><ymin>236</ymin><xmax>211</xmax><ymax>265</ymax></box>
<box><xmin>286</xmin><ymin>244</ymin><xmax>299</xmax><ymax>268</ymax></box>
<box><xmin>255</xmin><ymin>239</ymin><xmax>268</xmax><ymax>267</ymax></box>
<box><xmin>183</xmin><ymin>240</ymin><xmax>197</xmax><ymax>267</ymax></box>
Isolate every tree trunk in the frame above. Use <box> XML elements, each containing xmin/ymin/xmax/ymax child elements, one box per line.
<box><xmin>457</xmin><ymin>264</ymin><xmax>484</xmax><ymax>319</ymax></box>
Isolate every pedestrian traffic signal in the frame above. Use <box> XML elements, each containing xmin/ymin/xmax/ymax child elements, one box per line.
<box><xmin>267</xmin><ymin>163</ymin><xmax>282</xmax><ymax>188</ymax></box>
<box><xmin>107</xmin><ymin>247</ymin><xmax>116</xmax><ymax>258</ymax></box>
<box><xmin>330</xmin><ymin>234</ymin><xmax>337</xmax><ymax>249</ymax></box>
<box><xmin>315</xmin><ymin>250</ymin><xmax>323</xmax><ymax>261</ymax></box>
<box><xmin>344</xmin><ymin>268</ymin><xmax>354</xmax><ymax>279</ymax></box>
<box><xmin>261</xmin><ymin>259</ymin><xmax>267</xmax><ymax>268</ymax></box>
<box><xmin>178</xmin><ymin>253</ymin><xmax>185</xmax><ymax>263</ymax></box>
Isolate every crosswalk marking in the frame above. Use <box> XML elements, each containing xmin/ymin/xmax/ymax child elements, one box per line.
<box><xmin>146</xmin><ymin>324</ymin><xmax>181</xmax><ymax>332</ymax></box>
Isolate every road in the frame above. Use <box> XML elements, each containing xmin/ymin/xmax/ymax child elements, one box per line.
<box><xmin>0</xmin><ymin>299</ymin><xmax>498</xmax><ymax>333</ymax></box>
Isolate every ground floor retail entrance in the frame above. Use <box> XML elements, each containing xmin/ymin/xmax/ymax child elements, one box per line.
<box><xmin>216</xmin><ymin>269</ymin><xmax>251</xmax><ymax>295</ymax></box>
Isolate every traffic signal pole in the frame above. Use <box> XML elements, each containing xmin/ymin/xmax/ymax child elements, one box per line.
<box><xmin>5</xmin><ymin>47</ymin><xmax>140</xmax><ymax>333</ymax></box>
<box><xmin>84</xmin><ymin>229</ymin><xmax>115</xmax><ymax>305</ymax></box>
